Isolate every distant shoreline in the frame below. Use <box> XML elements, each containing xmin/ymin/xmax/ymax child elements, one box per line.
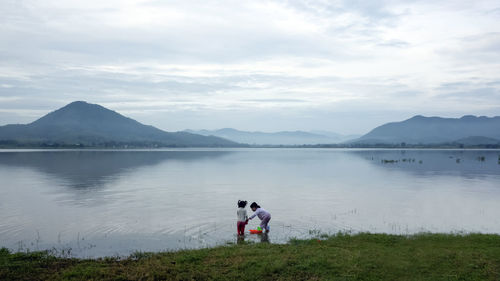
<box><xmin>1</xmin><ymin>142</ymin><xmax>500</xmax><ymax>149</ymax></box>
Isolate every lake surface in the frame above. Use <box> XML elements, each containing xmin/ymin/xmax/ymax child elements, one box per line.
<box><xmin>1</xmin><ymin>148</ymin><xmax>500</xmax><ymax>257</ymax></box>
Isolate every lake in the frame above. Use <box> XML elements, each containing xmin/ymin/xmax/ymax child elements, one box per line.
<box><xmin>1</xmin><ymin>148</ymin><xmax>500</xmax><ymax>257</ymax></box>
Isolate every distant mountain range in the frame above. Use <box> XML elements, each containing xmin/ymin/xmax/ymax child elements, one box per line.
<box><xmin>353</xmin><ymin>115</ymin><xmax>500</xmax><ymax>145</ymax></box>
<box><xmin>1</xmin><ymin>102</ymin><xmax>499</xmax><ymax>148</ymax></box>
<box><xmin>185</xmin><ymin>128</ymin><xmax>360</xmax><ymax>145</ymax></box>
<box><xmin>0</xmin><ymin>101</ymin><xmax>238</xmax><ymax>147</ymax></box>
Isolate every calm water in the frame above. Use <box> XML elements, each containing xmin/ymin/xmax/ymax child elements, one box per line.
<box><xmin>1</xmin><ymin>148</ymin><xmax>500</xmax><ymax>257</ymax></box>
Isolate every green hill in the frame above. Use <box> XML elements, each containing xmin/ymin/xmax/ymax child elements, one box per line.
<box><xmin>0</xmin><ymin>101</ymin><xmax>239</xmax><ymax>148</ymax></box>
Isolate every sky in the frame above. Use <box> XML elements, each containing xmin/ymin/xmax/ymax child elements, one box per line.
<box><xmin>1</xmin><ymin>0</ymin><xmax>500</xmax><ymax>135</ymax></box>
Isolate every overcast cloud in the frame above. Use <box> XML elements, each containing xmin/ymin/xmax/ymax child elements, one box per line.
<box><xmin>1</xmin><ymin>0</ymin><xmax>500</xmax><ymax>134</ymax></box>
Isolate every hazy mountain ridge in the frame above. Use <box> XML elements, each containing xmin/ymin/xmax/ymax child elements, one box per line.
<box><xmin>185</xmin><ymin>128</ymin><xmax>359</xmax><ymax>145</ymax></box>
<box><xmin>354</xmin><ymin>115</ymin><xmax>500</xmax><ymax>145</ymax></box>
<box><xmin>0</xmin><ymin>101</ymin><xmax>239</xmax><ymax>147</ymax></box>
<box><xmin>1</xmin><ymin>103</ymin><xmax>499</xmax><ymax>147</ymax></box>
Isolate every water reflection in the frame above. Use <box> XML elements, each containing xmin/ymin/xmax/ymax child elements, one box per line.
<box><xmin>260</xmin><ymin>232</ymin><xmax>270</xmax><ymax>243</ymax></box>
<box><xmin>0</xmin><ymin>150</ymin><xmax>231</xmax><ymax>189</ymax></box>
<box><xmin>236</xmin><ymin>232</ymin><xmax>269</xmax><ymax>244</ymax></box>
<box><xmin>350</xmin><ymin>149</ymin><xmax>500</xmax><ymax>178</ymax></box>
<box><xmin>1</xmin><ymin>149</ymin><xmax>500</xmax><ymax>258</ymax></box>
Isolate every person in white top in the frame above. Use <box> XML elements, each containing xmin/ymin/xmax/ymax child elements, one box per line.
<box><xmin>237</xmin><ymin>200</ymin><xmax>248</xmax><ymax>235</ymax></box>
<box><xmin>248</xmin><ymin>202</ymin><xmax>271</xmax><ymax>233</ymax></box>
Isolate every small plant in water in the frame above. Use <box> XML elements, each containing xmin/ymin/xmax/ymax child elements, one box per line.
<box><xmin>308</xmin><ymin>229</ymin><xmax>321</xmax><ymax>236</ymax></box>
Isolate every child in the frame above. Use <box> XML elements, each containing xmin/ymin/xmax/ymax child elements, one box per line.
<box><xmin>249</xmin><ymin>202</ymin><xmax>271</xmax><ymax>233</ymax></box>
<box><xmin>237</xmin><ymin>200</ymin><xmax>248</xmax><ymax>235</ymax></box>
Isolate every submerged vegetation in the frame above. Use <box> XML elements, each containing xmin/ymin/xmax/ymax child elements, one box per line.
<box><xmin>376</xmin><ymin>153</ymin><xmax>500</xmax><ymax>166</ymax></box>
<box><xmin>381</xmin><ymin>158</ymin><xmax>418</xmax><ymax>164</ymax></box>
<box><xmin>1</xmin><ymin>233</ymin><xmax>500</xmax><ymax>280</ymax></box>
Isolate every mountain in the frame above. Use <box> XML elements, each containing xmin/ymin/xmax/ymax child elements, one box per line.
<box><xmin>310</xmin><ymin>130</ymin><xmax>362</xmax><ymax>142</ymax></box>
<box><xmin>354</xmin><ymin>115</ymin><xmax>500</xmax><ymax>145</ymax></box>
<box><xmin>185</xmin><ymin>128</ymin><xmax>357</xmax><ymax>145</ymax></box>
<box><xmin>0</xmin><ymin>101</ymin><xmax>239</xmax><ymax>147</ymax></box>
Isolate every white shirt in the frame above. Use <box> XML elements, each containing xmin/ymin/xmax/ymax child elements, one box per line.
<box><xmin>249</xmin><ymin>207</ymin><xmax>270</xmax><ymax>220</ymax></box>
<box><xmin>237</xmin><ymin>207</ymin><xmax>248</xmax><ymax>222</ymax></box>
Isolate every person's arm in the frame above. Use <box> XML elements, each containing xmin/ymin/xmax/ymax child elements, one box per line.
<box><xmin>248</xmin><ymin>209</ymin><xmax>260</xmax><ymax>220</ymax></box>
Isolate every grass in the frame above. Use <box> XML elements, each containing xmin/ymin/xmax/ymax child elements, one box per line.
<box><xmin>1</xmin><ymin>233</ymin><xmax>500</xmax><ymax>280</ymax></box>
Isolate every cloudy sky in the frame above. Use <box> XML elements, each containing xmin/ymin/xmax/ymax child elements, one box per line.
<box><xmin>1</xmin><ymin>0</ymin><xmax>499</xmax><ymax>134</ymax></box>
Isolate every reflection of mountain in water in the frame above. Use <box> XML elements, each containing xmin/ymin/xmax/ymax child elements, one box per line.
<box><xmin>0</xmin><ymin>150</ymin><xmax>231</xmax><ymax>189</ymax></box>
<box><xmin>351</xmin><ymin>150</ymin><xmax>500</xmax><ymax>178</ymax></box>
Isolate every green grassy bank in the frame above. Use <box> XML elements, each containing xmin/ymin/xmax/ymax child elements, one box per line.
<box><xmin>1</xmin><ymin>233</ymin><xmax>500</xmax><ymax>280</ymax></box>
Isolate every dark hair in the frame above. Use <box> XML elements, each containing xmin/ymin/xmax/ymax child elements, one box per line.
<box><xmin>250</xmin><ymin>202</ymin><xmax>260</xmax><ymax>209</ymax></box>
<box><xmin>238</xmin><ymin>200</ymin><xmax>247</xmax><ymax>208</ymax></box>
